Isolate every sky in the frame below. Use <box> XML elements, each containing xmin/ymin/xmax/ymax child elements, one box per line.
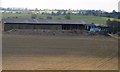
<box><xmin>1</xmin><ymin>0</ymin><xmax>119</xmax><ymax>12</ymax></box>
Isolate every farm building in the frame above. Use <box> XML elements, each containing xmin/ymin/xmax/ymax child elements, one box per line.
<box><xmin>2</xmin><ymin>18</ymin><xmax>96</xmax><ymax>31</ymax></box>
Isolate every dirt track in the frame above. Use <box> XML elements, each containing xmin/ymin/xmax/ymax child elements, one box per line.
<box><xmin>2</xmin><ymin>34</ymin><xmax>118</xmax><ymax>70</ymax></box>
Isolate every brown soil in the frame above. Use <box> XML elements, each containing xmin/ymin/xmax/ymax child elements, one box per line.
<box><xmin>2</xmin><ymin>34</ymin><xmax>118</xmax><ymax>70</ymax></box>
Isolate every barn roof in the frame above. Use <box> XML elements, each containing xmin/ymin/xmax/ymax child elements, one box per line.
<box><xmin>3</xmin><ymin>18</ymin><xmax>90</xmax><ymax>25</ymax></box>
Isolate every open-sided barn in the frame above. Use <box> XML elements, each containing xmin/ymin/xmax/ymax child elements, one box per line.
<box><xmin>3</xmin><ymin>18</ymin><xmax>96</xmax><ymax>31</ymax></box>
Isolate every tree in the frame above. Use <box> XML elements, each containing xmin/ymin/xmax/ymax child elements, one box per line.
<box><xmin>51</xmin><ymin>11</ymin><xmax>55</xmax><ymax>15</ymax></box>
<box><xmin>63</xmin><ymin>11</ymin><xmax>67</xmax><ymax>15</ymax></box>
<box><xmin>112</xmin><ymin>10</ymin><xmax>117</xmax><ymax>14</ymax></box>
<box><xmin>56</xmin><ymin>10</ymin><xmax>61</xmax><ymax>15</ymax></box>
<box><xmin>118</xmin><ymin>12</ymin><xmax>120</xmax><ymax>19</ymax></box>
<box><xmin>35</xmin><ymin>8</ymin><xmax>38</xmax><ymax>11</ymax></box>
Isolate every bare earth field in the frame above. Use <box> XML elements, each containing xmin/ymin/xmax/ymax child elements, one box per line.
<box><xmin>2</xmin><ymin>34</ymin><xmax>118</xmax><ymax>70</ymax></box>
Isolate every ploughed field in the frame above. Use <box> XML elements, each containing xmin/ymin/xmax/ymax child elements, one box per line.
<box><xmin>2</xmin><ymin>34</ymin><xmax>118</xmax><ymax>70</ymax></box>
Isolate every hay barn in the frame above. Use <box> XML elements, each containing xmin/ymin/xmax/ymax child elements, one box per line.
<box><xmin>3</xmin><ymin>18</ymin><xmax>96</xmax><ymax>31</ymax></box>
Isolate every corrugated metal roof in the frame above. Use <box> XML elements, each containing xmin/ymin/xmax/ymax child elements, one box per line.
<box><xmin>3</xmin><ymin>18</ymin><xmax>90</xmax><ymax>24</ymax></box>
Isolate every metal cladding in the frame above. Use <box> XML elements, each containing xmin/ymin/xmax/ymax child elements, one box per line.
<box><xmin>3</xmin><ymin>18</ymin><xmax>90</xmax><ymax>25</ymax></box>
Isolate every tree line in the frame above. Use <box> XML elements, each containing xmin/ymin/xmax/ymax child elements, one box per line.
<box><xmin>106</xmin><ymin>19</ymin><xmax>120</xmax><ymax>34</ymax></box>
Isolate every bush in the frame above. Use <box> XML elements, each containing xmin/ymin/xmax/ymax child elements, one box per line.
<box><xmin>57</xmin><ymin>18</ymin><xmax>61</xmax><ymax>20</ymax></box>
<box><xmin>65</xmin><ymin>15</ymin><xmax>71</xmax><ymax>20</ymax></box>
<box><xmin>46</xmin><ymin>16</ymin><xmax>52</xmax><ymax>19</ymax></box>
<box><xmin>31</xmin><ymin>14</ymin><xmax>37</xmax><ymax>19</ymax></box>
<box><xmin>15</xmin><ymin>16</ymin><xmax>18</xmax><ymax>18</ymax></box>
<box><xmin>39</xmin><ymin>17</ymin><xmax>44</xmax><ymax>19</ymax></box>
<box><xmin>106</xmin><ymin>19</ymin><xmax>120</xmax><ymax>34</ymax></box>
<box><xmin>117</xmin><ymin>32</ymin><xmax>120</xmax><ymax>36</ymax></box>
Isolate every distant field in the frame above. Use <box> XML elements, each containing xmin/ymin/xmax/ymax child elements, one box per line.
<box><xmin>3</xmin><ymin>34</ymin><xmax>118</xmax><ymax>70</ymax></box>
<box><xmin>2</xmin><ymin>13</ymin><xmax>120</xmax><ymax>24</ymax></box>
<box><xmin>2</xmin><ymin>13</ymin><xmax>31</xmax><ymax>19</ymax></box>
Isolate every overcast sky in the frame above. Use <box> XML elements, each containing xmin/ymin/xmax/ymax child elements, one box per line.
<box><xmin>1</xmin><ymin>0</ymin><xmax>119</xmax><ymax>12</ymax></box>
